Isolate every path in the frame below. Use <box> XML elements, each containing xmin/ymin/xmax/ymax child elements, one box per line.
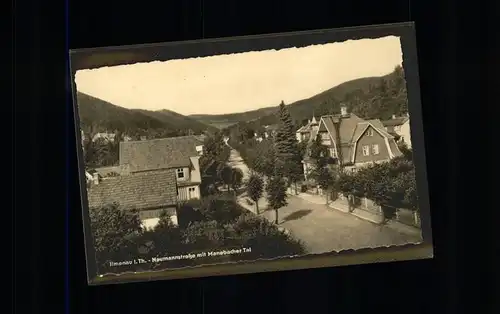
<box><xmin>226</xmin><ymin>147</ymin><xmax>422</xmax><ymax>254</ymax></box>
<box><xmin>227</xmin><ymin>147</ymin><xmax>251</xmax><ymax>181</ymax></box>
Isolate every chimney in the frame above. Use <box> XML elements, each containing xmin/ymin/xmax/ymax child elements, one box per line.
<box><xmin>340</xmin><ymin>105</ymin><xmax>348</xmax><ymax>116</ymax></box>
<box><xmin>195</xmin><ymin>145</ymin><xmax>204</xmax><ymax>156</ymax></box>
<box><xmin>92</xmin><ymin>173</ymin><xmax>100</xmax><ymax>185</ymax></box>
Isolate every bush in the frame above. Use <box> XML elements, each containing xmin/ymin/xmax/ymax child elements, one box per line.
<box><xmin>300</xmin><ymin>184</ymin><xmax>308</xmax><ymax>193</ymax></box>
<box><xmin>89</xmin><ymin>203</ymin><xmax>144</xmax><ymax>273</ymax></box>
<box><xmin>177</xmin><ymin>200</ymin><xmax>206</xmax><ymax>229</ymax></box>
<box><xmin>226</xmin><ymin>214</ymin><xmax>306</xmax><ymax>260</ymax></box>
<box><xmin>182</xmin><ymin>220</ymin><xmax>227</xmax><ymax>249</ymax></box>
<box><xmin>197</xmin><ymin>195</ymin><xmax>245</xmax><ymax>224</ymax></box>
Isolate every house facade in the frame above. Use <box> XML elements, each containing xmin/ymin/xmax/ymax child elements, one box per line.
<box><xmin>295</xmin><ymin>116</ymin><xmax>319</xmax><ymax>143</ymax></box>
<box><xmin>86</xmin><ymin>135</ymin><xmax>204</xmax><ymax>228</ymax></box>
<box><xmin>382</xmin><ymin>115</ymin><xmax>412</xmax><ymax>148</ymax></box>
<box><xmin>298</xmin><ymin>106</ymin><xmax>402</xmax><ymax>178</ymax></box>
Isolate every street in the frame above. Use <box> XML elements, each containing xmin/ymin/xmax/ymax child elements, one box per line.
<box><xmin>226</xmin><ymin>147</ymin><xmax>422</xmax><ymax>254</ymax></box>
<box><xmin>227</xmin><ymin>147</ymin><xmax>251</xmax><ymax>181</ymax></box>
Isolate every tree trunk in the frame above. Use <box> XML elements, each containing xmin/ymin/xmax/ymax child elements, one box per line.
<box><xmin>325</xmin><ymin>190</ymin><xmax>329</xmax><ymax>204</ymax></box>
<box><xmin>275</xmin><ymin>209</ymin><xmax>279</xmax><ymax>224</ymax></box>
<box><xmin>255</xmin><ymin>202</ymin><xmax>259</xmax><ymax>215</ymax></box>
<box><xmin>294</xmin><ymin>182</ymin><xmax>298</xmax><ymax>195</ymax></box>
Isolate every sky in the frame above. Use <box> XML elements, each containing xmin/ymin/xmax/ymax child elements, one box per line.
<box><xmin>75</xmin><ymin>36</ymin><xmax>403</xmax><ymax>116</ymax></box>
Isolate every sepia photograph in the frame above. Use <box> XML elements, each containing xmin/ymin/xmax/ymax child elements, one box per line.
<box><xmin>71</xmin><ymin>23</ymin><xmax>433</xmax><ymax>284</ymax></box>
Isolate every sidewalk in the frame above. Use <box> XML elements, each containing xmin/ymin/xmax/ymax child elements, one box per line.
<box><xmin>291</xmin><ymin>191</ymin><xmax>422</xmax><ymax>238</ymax></box>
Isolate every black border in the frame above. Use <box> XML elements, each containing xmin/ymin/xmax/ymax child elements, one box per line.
<box><xmin>69</xmin><ymin>22</ymin><xmax>434</xmax><ymax>285</ymax></box>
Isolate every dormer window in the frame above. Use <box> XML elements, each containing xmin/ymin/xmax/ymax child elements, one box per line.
<box><xmin>176</xmin><ymin>168</ymin><xmax>185</xmax><ymax>179</ymax></box>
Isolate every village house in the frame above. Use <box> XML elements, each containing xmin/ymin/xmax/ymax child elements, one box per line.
<box><xmin>263</xmin><ymin>124</ymin><xmax>280</xmax><ymax>139</ymax></box>
<box><xmin>118</xmin><ymin>135</ymin><xmax>204</xmax><ymax>200</ymax></box>
<box><xmin>86</xmin><ymin>169</ymin><xmax>179</xmax><ymax>229</ymax></box>
<box><xmin>382</xmin><ymin>114</ymin><xmax>412</xmax><ymax>148</ymax></box>
<box><xmin>295</xmin><ymin>115</ymin><xmax>320</xmax><ymax>143</ymax></box>
<box><xmin>86</xmin><ymin>135</ymin><xmax>204</xmax><ymax>228</ymax></box>
<box><xmin>253</xmin><ymin>132</ymin><xmax>264</xmax><ymax>142</ymax></box>
<box><xmin>92</xmin><ymin>132</ymin><xmax>116</xmax><ymax>143</ymax></box>
<box><xmin>298</xmin><ymin>106</ymin><xmax>403</xmax><ymax>178</ymax></box>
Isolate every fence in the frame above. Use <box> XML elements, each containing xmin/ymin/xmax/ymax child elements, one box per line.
<box><xmin>309</xmin><ymin>188</ymin><xmax>421</xmax><ymax>228</ymax></box>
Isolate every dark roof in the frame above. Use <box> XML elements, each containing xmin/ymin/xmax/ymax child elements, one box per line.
<box><xmin>87</xmin><ymin>169</ymin><xmax>178</xmax><ymax>210</ymax></box>
<box><xmin>381</xmin><ymin>117</ymin><xmax>409</xmax><ymax>127</ymax></box>
<box><xmin>320</xmin><ymin>113</ymin><xmax>366</xmax><ymax>144</ymax></box>
<box><xmin>297</xmin><ymin>117</ymin><xmax>319</xmax><ymax>133</ymax></box>
<box><xmin>318</xmin><ymin>114</ymin><xmax>399</xmax><ymax>164</ymax></box>
<box><xmin>119</xmin><ymin>135</ymin><xmax>203</xmax><ymax>172</ymax></box>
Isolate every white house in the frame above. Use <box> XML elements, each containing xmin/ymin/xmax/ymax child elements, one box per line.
<box><xmin>382</xmin><ymin>115</ymin><xmax>412</xmax><ymax>148</ymax></box>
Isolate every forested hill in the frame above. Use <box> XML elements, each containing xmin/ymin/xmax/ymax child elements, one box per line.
<box><xmin>76</xmin><ymin>92</ymin><xmax>218</xmax><ymax>137</ymax></box>
<box><xmin>189</xmin><ymin>106</ymin><xmax>279</xmax><ymax>129</ymax></box>
<box><xmin>191</xmin><ymin>65</ymin><xmax>409</xmax><ymax>131</ymax></box>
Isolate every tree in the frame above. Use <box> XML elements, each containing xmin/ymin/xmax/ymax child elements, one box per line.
<box><xmin>182</xmin><ymin>220</ymin><xmax>227</xmax><ymax>253</ymax></box>
<box><xmin>230</xmin><ymin>168</ymin><xmax>244</xmax><ymax>194</ymax></box>
<box><xmin>308</xmin><ymin>133</ymin><xmax>337</xmax><ymax>202</ymax></box>
<box><xmin>274</xmin><ymin>101</ymin><xmax>303</xmax><ymax>187</ymax></box>
<box><xmin>142</xmin><ymin>211</ymin><xmax>184</xmax><ymax>269</ymax></box>
<box><xmin>227</xmin><ymin>214</ymin><xmax>306</xmax><ymax>259</ymax></box>
<box><xmin>315</xmin><ymin>166</ymin><xmax>337</xmax><ymax>203</ymax></box>
<box><xmin>89</xmin><ymin>203</ymin><xmax>144</xmax><ymax>272</ymax></box>
<box><xmin>266</xmin><ymin>176</ymin><xmax>288</xmax><ymax>224</ymax></box>
<box><xmin>196</xmin><ymin>195</ymin><xmax>244</xmax><ymax>224</ymax></box>
<box><xmin>247</xmin><ymin>173</ymin><xmax>264</xmax><ymax>214</ymax></box>
<box><xmin>176</xmin><ymin>200</ymin><xmax>205</xmax><ymax>228</ymax></box>
<box><xmin>398</xmin><ymin>143</ymin><xmax>413</xmax><ymax>161</ymax></box>
<box><xmin>83</xmin><ymin>136</ymin><xmax>111</xmax><ymax>167</ymax></box>
<box><xmin>253</xmin><ymin>140</ymin><xmax>276</xmax><ymax>178</ymax></box>
<box><xmin>337</xmin><ymin>158</ymin><xmax>419</xmax><ymax>222</ymax></box>
<box><xmin>218</xmin><ymin>165</ymin><xmax>233</xmax><ymax>191</ymax></box>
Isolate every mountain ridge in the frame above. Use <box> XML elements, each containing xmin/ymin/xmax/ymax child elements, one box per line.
<box><xmin>76</xmin><ymin>92</ymin><xmax>218</xmax><ymax>137</ymax></box>
<box><xmin>188</xmin><ymin>73</ymin><xmax>391</xmax><ymax>128</ymax></box>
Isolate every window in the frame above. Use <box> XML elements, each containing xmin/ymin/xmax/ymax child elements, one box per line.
<box><xmin>321</xmin><ymin>132</ymin><xmax>330</xmax><ymax>140</ymax></box>
<box><xmin>329</xmin><ymin>148</ymin><xmax>337</xmax><ymax>158</ymax></box>
<box><xmin>372</xmin><ymin>144</ymin><xmax>380</xmax><ymax>155</ymax></box>
<box><xmin>188</xmin><ymin>187</ymin><xmax>195</xmax><ymax>192</ymax></box>
<box><xmin>176</xmin><ymin>168</ymin><xmax>185</xmax><ymax>179</ymax></box>
<box><xmin>366</xmin><ymin>128</ymin><xmax>374</xmax><ymax>136</ymax></box>
<box><xmin>362</xmin><ymin>145</ymin><xmax>370</xmax><ymax>156</ymax></box>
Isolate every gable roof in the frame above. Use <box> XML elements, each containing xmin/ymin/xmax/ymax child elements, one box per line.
<box><xmin>87</xmin><ymin>169</ymin><xmax>178</xmax><ymax>210</ymax></box>
<box><xmin>296</xmin><ymin>116</ymin><xmax>320</xmax><ymax>133</ymax></box>
<box><xmin>317</xmin><ymin>114</ymin><xmax>400</xmax><ymax>164</ymax></box>
<box><xmin>320</xmin><ymin>113</ymin><xmax>365</xmax><ymax>144</ymax></box>
<box><xmin>119</xmin><ymin>135</ymin><xmax>203</xmax><ymax>172</ymax></box>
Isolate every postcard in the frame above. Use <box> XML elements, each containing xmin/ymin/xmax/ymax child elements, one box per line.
<box><xmin>70</xmin><ymin>22</ymin><xmax>433</xmax><ymax>285</ymax></box>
